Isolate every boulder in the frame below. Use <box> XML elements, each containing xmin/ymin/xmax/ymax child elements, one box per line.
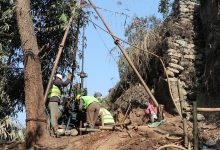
<box><xmin>197</xmin><ymin>113</ymin><xmax>205</xmax><ymax>121</ymax></box>
<box><xmin>170</xmin><ymin>58</ymin><xmax>179</xmax><ymax>64</ymax></box>
<box><xmin>179</xmin><ymin>6</ymin><xmax>189</xmax><ymax>13</ymax></box>
<box><xmin>176</xmin><ymin>39</ymin><xmax>187</xmax><ymax>46</ymax></box>
<box><xmin>166</xmin><ymin>69</ymin><xmax>175</xmax><ymax>77</ymax></box>
<box><xmin>167</xmin><ymin>67</ymin><xmax>180</xmax><ymax>74</ymax></box>
<box><xmin>168</xmin><ymin>63</ymin><xmax>184</xmax><ymax>71</ymax></box>
<box><xmin>168</xmin><ymin>52</ymin><xmax>182</xmax><ymax>58</ymax></box>
<box><xmin>184</xmin><ymin>54</ymin><xmax>196</xmax><ymax>60</ymax></box>
<box><xmin>167</xmin><ymin>49</ymin><xmax>178</xmax><ymax>53</ymax></box>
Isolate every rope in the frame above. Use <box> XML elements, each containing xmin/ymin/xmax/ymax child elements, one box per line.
<box><xmin>87</xmin><ymin>17</ymin><xmax>182</xmax><ymax>117</ymax></box>
<box><xmin>96</xmin><ymin>6</ymin><xmax>131</xmax><ymax>18</ymax></box>
<box><xmin>92</xmin><ymin>20</ymin><xmax>118</xmax><ymax>64</ymax></box>
<box><xmin>26</xmin><ymin>118</ymin><xmax>47</xmax><ymax>123</ymax></box>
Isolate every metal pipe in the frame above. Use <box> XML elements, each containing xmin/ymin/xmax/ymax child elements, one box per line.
<box><xmin>87</xmin><ymin>0</ymin><xmax>158</xmax><ymax>107</ymax></box>
<box><xmin>43</xmin><ymin>17</ymin><xmax>73</xmax><ymax>104</ymax></box>
<box><xmin>81</xmin><ymin>25</ymin><xmax>85</xmax><ymax>89</ymax></box>
<box><xmin>193</xmin><ymin>101</ymin><xmax>198</xmax><ymax>150</ymax></box>
<box><xmin>69</xmin><ymin>16</ymin><xmax>81</xmax><ymax>96</ymax></box>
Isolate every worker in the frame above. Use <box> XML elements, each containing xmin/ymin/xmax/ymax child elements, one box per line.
<box><xmin>48</xmin><ymin>73</ymin><xmax>72</xmax><ymax>132</ymax></box>
<box><xmin>98</xmin><ymin>108</ymin><xmax>115</xmax><ymax>126</ymax></box>
<box><xmin>94</xmin><ymin>91</ymin><xmax>105</xmax><ymax>103</ymax></box>
<box><xmin>94</xmin><ymin>92</ymin><xmax>102</xmax><ymax>98</ymax></box>
<box><xmin>76</xmin><ymin>95</ymin><xmax>100</xmax><ymax>128</ymax></box>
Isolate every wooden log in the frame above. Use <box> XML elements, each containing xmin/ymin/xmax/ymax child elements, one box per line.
<box><xmin>177</xmin><ymin>80</ymin><xmax>188</xmax><ymax>147</ymax></box>
<box><xmin>193</xmin><ymin>101</ymin><xmax>198</xmax><ymax>150</ymax></box>
<box><xmin>197</xmin><ymin>108</ymin><xmax>220</xmax><ymax>112</ymax></box>
<box><xmin>99</xmin><ymin>126</ymin><xmax>113</xmax><ymax>130</ymax></box>
<box><xmin>112</xmin><ymin>122</ymin><xmax>130</xmax><ymax>126</ymax></box>
<box><xmin>79</xmin><ymin>128</ymin><xmax>101</xmax><ymax>132</ymax></box>
<box><xmin>185</xmin><ymin>107</ymin><xmax>220</xmax><ymax>112</ymax></box>
<box><xmin>158</xmin><ymin>104</ymin><xmax>164</xmax><ymax>121</ymax></box>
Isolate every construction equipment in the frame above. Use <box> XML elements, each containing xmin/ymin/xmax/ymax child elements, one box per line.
<box><xmin>78</xmin><ymin>25</ymin><xmax>88</xmax><ymax>90</ymax></box>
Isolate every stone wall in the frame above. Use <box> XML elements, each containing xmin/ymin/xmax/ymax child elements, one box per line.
<box><xmin>154</xmin><ymin>0</ymin><xmax>205</xmax><ymax>112</ymax></box>
<box><xmin>156</xmin><ymin>0</ymin><xmax>220</xmax><ymax>110</ymax></box>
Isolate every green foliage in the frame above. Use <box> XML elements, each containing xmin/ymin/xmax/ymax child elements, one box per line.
<box><xmin>32</xmin><ymin>0</ymin><xmax>85</xmax><ymax>84</ymax></box>
<box><xmin>158</xmin><ymin>0</ymin><xmax>173</xmax><ymax>18</ymax></box>
<box><xmin>0</xmin><ymin>1</ymin><xmax>23</xmax><ymax>118</ymax></box>
<box><xmin>59</xmin><ymin>13</ymin><xmax>68</xmax><ymax>25</ymax></box>
<box><xmin>125</xmin><ymin>16</ymin><xmax>161</xmax><ymax>44</ymax></box>
<box><xmin>0</xmin><ymin>0</ymin><xmax>85</xmax><ymax>118</ymax></box>
<box><xmin>118</xmin><ymin>16</ymin><xmax>161</xmax><ymax>79</ymax></box>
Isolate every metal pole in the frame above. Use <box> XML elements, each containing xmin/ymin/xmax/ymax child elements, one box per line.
<box><xmin>69</xmin><ymin>16</ymin><xmax>81</xmax><ymax>96</ymax></box>
<box><xmin>81</xmin><ymin>25</ymin><xmax>85</xmax><ymax>89</ymax></box>
<box><xmin>87</xmin><ymin>0</ymin><xmax>158</xmax><ymax>107</ymax></box>
<box><xmin>43</xmin><ymin>17</ymin><xmax>73</xmax><ymax>104</ymax></box>
<box><xmin>193</xmin><ymin>101</ymin><xmax>198</xmax><ymax>150</ymax></box>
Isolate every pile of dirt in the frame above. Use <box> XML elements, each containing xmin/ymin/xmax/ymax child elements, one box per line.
<box><xmin>109</xmin><ymin>84</ymin><xmax>150</xmax><ymax>126</ymax></box>
<box><xmin>66</xmin><ymin>114</ymin><xmax>185</xmax><ymax>150</ymax></box>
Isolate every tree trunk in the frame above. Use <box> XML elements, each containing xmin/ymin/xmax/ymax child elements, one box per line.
<box><xmin>15</xmin><ymin>0</ymin><xmax>47</xmax><ymax>148</ymax></box>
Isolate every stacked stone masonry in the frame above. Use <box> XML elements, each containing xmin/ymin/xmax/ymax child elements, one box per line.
<box><xmin>155</xmin><ymin>0</ymin><xmax>205</xmax><ymax>111</ymax></box>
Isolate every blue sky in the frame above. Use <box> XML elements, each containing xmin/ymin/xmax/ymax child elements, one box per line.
<box><xmin>17</xmin><ymin>0</ymin><xmax>162</xmax><ymax>126</ymax></box>
<box><xmin>83</xmin><ymin>0</ymin><xmax>162</xmax><ymax>96</ymax></box>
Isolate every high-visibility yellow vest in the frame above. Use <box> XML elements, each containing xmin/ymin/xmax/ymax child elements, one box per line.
<box><xmin>48</xmin><ymin>85</ymin><xmax>61</xmax><ymax>99</ymax></box>
<box><xmin>81</xmin><ymin>96</ymin><xmax>99</xmax><ymax>109</ymax></box>
<box><xmin>100</xmin><ymin>108</ymin><xmax>115</xmax><ymax>124</ymax></box>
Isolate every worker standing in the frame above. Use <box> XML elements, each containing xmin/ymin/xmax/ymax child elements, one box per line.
<box><xmin>76</xmin><ymin>95</ymin><xmax>100</xmax><ymax>128</ymax></box>
<box><xmin>48</xmin><ymin>73</ymin><xmax>72</xmax><ymax>132</ymax></box>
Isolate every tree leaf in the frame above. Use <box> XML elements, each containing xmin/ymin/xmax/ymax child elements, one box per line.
<box><xmin>59</xmin><ymin>13</ymin><xmax>68</xmax><ymax>24</ymax></box>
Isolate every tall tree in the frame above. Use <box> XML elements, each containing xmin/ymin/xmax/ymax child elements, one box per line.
<box><xmin>15</xmin><ymin>0</ymin><xmax>47</xmax><ymax>148</ymax></box>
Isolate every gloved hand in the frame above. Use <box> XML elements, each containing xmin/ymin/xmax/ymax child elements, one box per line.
<box><xmin>67</xmin><ymin>73</ymin><xmax>72</xmax><ymax>80</ymax></box>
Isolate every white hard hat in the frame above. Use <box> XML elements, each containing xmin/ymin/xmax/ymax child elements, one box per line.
<box><xmin>56</xmin><ymin>74</ymin><xmax>62</xmax><ymax>80</ymax></box>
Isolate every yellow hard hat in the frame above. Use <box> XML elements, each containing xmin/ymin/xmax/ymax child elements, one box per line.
<box><xmin>76</xmin><ymin>94</ymin><xmax>81</xmax><ymax>101</ymax></box>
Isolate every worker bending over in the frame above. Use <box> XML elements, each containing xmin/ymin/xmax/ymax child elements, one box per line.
<box><xmin>76</xmin><ymin>95</ymin><xmax>100</xmax><ymax>128</ymax></box>
<box><xmin>98</xmin><ymin>108</ymin><xmax>115</xmax><ymax>126</ymax></box>
<box><xmin>93</xmin><ymin>92</ymin><xmax>115</xmax><ymax>126</ymax></box>
<box><xmin>48</xmin><ymin>73</ymin><xmax>72</xmax><ymax>132</ymax></box>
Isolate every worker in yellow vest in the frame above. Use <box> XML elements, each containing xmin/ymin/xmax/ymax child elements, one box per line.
<box><xmin>99</xmin><ymin>108</ymin><xmax>115</xmax><ymax>126</ymax></box>
<box><xmin>48</xmin><ymin>73</ymin><xmax>72</xmax><ymax>131</ymax></box>
<box><xmin>76</xmin><ymin>95</ymin><xmax>100</xmax><ymax>128</ymax></box>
